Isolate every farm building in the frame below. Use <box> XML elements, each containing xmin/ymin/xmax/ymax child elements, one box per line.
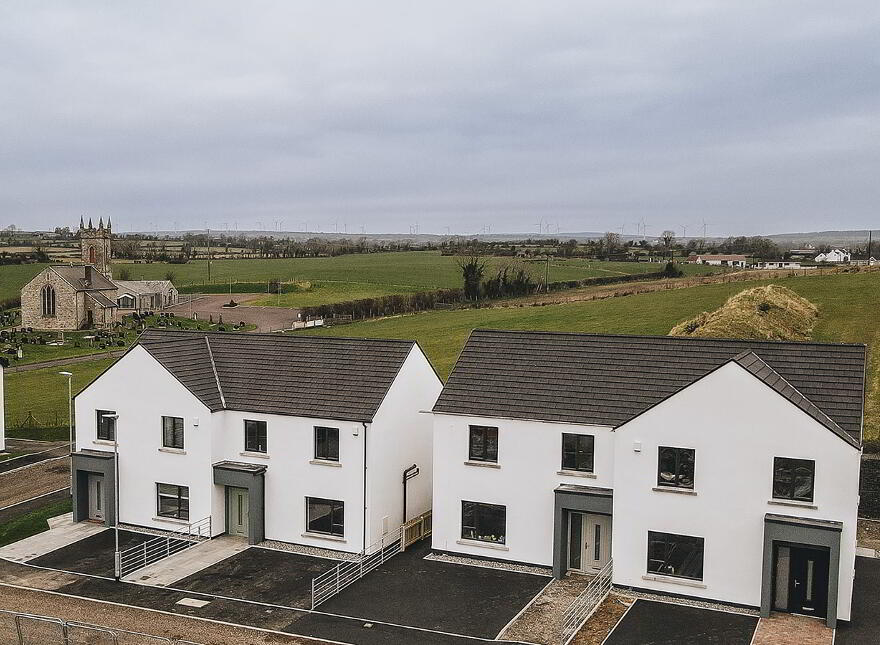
<box><xmin>814</xmin><ymin>249</ymin><xmax>850</xmax><ymax>263</ymax></box>
<box><xmin>686</xmin><ymin>254</ymin><xmax>747</xmax><ymax>267</ymax></box>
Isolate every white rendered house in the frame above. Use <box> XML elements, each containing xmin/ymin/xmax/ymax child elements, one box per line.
<box><xmin>814</xmin><ymin>249</ymin><xmax>851</xmax><ymax>263</ymax></box>
<box><xmin>431</xmin><ymin>330</ymin><xmax>865</xmax><ymax>627</ymax></box>
<box><xmin>71</xmin><ymin>330</ymin><xmax>442</xmax><ymax>554</ymax></box>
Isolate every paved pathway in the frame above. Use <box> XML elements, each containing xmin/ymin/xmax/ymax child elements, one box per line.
<box><xmin>752</xmin><ymin>613</ymin><xmax>832</xmax><ymax>645</ymax></box>
<box><xmin>0</xmin><ymin>516</ymin><xmax>104</xmax><ymax>563</ymax></box>
<box><xmin>123</xmin><ymin>535</ymin><xmax>249</xmax><ymax>586</ymax></box>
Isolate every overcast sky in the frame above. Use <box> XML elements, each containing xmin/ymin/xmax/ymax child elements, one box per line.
<box><xmin>1</xmin><ymin>2</ymin><xmax>878</xmax><ymax>236</ymax></box>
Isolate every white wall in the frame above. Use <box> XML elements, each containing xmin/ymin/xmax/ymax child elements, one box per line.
<box><xmin>612</xmin><ymin>362</ymin><xmax>860</xmax><ymax>621</ymax></box>
<box><xmin>432</xmin><ymin>413</ymin><xmax>614</xmax><ymax>566</ymax></box>
<box><xmin>74</xmin><ymin>346</ymin><xmax>218</xmax><ymax>534</ymax></box>
<box><xmin>0</xmin><ymin>366</ymin><xmax>5</xmax><ymax>452</ymax></box>
<box><xmin>213</xmin><ymin>410</ymin><xmax>366</xmax><ymax>554</ymax></box>
<box><xmin>367</xmin><ymin>346</ymin><xmax>443</xmax><ymax>545</ymax></box>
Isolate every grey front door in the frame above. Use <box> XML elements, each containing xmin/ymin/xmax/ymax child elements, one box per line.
<box><xmin>227</xmin><ymin>487</ymin><xmax>249</xmax><ymax>538</ymax></box>
<box><xmin>87</xmin><ymin>474</ymin><xmax>105</xmax><ymax>521</ymax></box>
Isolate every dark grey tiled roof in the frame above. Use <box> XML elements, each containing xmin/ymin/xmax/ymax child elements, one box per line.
<box><xmin>138</xmin><ymin>330</ymin><xmax>415</xmax><ymax>422</ymax></box>
<box><xmin>433</xmin><ymin>330</ymin><xmax>865</xmax><ymax>444</ymax></box>
<box><xmin>50</xmin><ymin>265</ymin><xmax>117</xmax><ymax>291</ymax></box>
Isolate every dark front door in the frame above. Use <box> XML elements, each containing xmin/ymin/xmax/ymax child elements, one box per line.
<box><xmin>775</xmin><ymin>544</ymin><xmax>830</xmax><ymax>618</ymax></box>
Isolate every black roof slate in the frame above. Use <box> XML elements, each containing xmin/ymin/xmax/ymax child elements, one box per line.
<box><xmin>137</xmin><ymin>330</ymin><xmax>415</xmax><ymax>422</ymax></box>
<box><xmin>433</xmin><ymin>329</ymin><xmax>866</xmax><ymax>444</ymax></box>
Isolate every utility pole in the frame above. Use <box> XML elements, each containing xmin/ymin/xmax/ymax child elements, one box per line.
<box><xmin>545</xmin><ymin>254</ymin><xmax>550</xmax><ymax>292</ymax></box>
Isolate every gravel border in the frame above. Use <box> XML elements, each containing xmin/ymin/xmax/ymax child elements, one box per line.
<box><xmin>614</xmin><ymin>587</ymin><xmax>760</xmax><ymax>616</ymax></box>
<box><xmin>425</xmin><ymin>551</ymin><xmax>552</xmax><ymax>576</ymax></box>
<box><xmin>257</xmin><ymin>539</ymin><xmax>358</xmax><ymax>561</ymax></box>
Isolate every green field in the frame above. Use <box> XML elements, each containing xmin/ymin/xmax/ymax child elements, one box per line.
<box><xmin>4</xmin><ymin>358</ymin><xmax>116</xmax><ymax>434</ymax></box>
<box><xmin>0</xmin><ymin>252</ymin><xmax>718</xmax><ymax>303</ymax></box>
<box><xmin>0</xmin><ymin>499</ymin><xmax>72</xmax><ymax>547</ymax></box>
<box><xmin>304</xmin><ymin>271</ymin><xmax>879</xmax><ymax>439</ymax></box>
<box><xmin>10</xmin><ymin>268</ymin><xmax>873</xmax><ymax>443</ymax></box>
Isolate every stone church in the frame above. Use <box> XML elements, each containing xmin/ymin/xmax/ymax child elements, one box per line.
<box><xmin>20</xmin><ymin>218</ymin><xmax>178</xmax><ymax>331</ymax></box>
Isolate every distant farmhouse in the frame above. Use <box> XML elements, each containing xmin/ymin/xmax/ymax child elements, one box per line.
<box><xmin>686</xmin><ymin>254</ymin><xmax>747</xmax><ymax>268</ymax></box>
<box><xmin>20</xmin><ymin>218</ymin><xmax>178</xmax><ymax>331</ymax></box>
<box><xmin>814</xmin><ymin>249</ymin><xmax>850</xmax><ymax>263</ymax></box>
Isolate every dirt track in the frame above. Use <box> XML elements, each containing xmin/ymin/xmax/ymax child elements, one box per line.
<box><xmin>0</xmin><ymin>458</ymin><xmax>70</xmax><ymax>509</ymax></box>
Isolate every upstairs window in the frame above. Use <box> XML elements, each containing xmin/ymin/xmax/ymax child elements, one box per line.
<box><xmin>657</xmin><ymin>446</ymin><xmax>695</xmax><ymax>489</ymax></box>
<box><xmin>562</xmin><ymin>433</ymin><xmax>595</xmax><ymax>472</ymax></box>
<box><xmin>96</xmin><ymin>410</ymin><xmax>116</xmax><ymax>441</ymax></box>
<box><xmin>468</xmin><ymin>425</ymin><xmax>498</xmax><ymax>463</ymax></box>
<box><xmin>244</xmin><ymin>420</ymin><xmax>268</xmax><ymax>453</ymax></box>
<box><xmin>162</xmin><ymin>416</ymin><xmax>184</xmax><ymax>450</ymax></box>
<box><xmin>41</xmin><ymin>285</ymin><xmax>56</xmax><ymax>317</ymax></box>
<box><xmin>314</xmin><ymin>426</ymin><xmax>340</xmax><ymax>462</ymax></box>
<box><xmin>647</xmin><ymin>531</ymin><xmax>704</xmax><ymax>580</ymax></box>
<box><xmin>773</xmin><ymin>457</ymin><xmax>815</xmax><ymax>503</ymax></box>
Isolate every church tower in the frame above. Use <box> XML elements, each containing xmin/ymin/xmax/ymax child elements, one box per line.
<box><xmin>79</xmin><ymin>216</ymin><xmax>113</xmax><ymax>278</ymax></box>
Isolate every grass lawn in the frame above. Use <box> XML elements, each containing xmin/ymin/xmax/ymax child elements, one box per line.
<box><xmin>0</xmin><ymin>252</ymin><xmax>719</xmax><ymax>304</ymax></box>
<box><xmin>3</xmin><ymin>358</ymin><xmax>116</xmax><ymax>434</ymax></box>
<box><xmin>0</xmin><ymin>499</ymin><xmax>72</xmax><ymax>547</ymax></box>
<box><xmin>305</xmin><ymin>271</ymin><xmax>880</xmax><ymax>439</ymax></box>
<box><xmin>247</xmin><ymin>280</ymin><xmax>428</xmax><ymax>307</ymax></box>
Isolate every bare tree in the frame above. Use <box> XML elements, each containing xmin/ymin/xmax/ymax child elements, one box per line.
<box><xmin>457</xmin><ymin>254</ymin><xmax>486</xmax><ymax>300</ymax></box>
<box><xmin>602</xmin><ymin>232</ymin><xmax>622</xmax><ymax>258</ymax></box>
<box><xmin>661</xmin><ymin>230</ymin><xmax>676</xmax><ymax>258</ymax></box>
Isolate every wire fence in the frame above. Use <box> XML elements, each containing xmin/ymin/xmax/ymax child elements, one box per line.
<box><xmin>2</xmin><ymin>610</ymin><xmax>203</xmax><ymax>645</ymax></box>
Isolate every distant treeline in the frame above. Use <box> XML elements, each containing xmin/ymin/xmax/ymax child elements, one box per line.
<box><xmin>302</xmin><ymin>263</ymin><xmax>680</xmax><ymax>322</ymax></box>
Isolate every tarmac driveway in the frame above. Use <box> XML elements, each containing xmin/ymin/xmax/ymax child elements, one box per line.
<box><xmin>308</xmin><ymin>539</ymin><xmax>551</xmax><ymax>639</ymax></box>
<box><xmin>28</xmin><ymin>529</ymin><xmax>177</xmax><ymax>578</ymax></box>
<box><xmin>172</xmin><ymin>546</ymin><xmax>340</xmax><ymax>609</ymax></box>
<box><xmin>604</xmin><ymin>599</ymin><xmax>758</xmax><ymax>644</ymax></box>
<box><xmin>835</xmin><ymin>556</ymin><xmax>880</xmax><ymax>644</ymax></box>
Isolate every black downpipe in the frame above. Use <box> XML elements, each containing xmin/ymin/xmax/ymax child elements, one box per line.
<box><xmin>402</xmin><ymin>464</ymin><xmax>420</xmax><ymax>524</ymax></box>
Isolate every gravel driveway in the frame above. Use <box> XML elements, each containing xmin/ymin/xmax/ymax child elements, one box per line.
<box><xmin>165</xmin><ymin>294</ymin><xmax>301</xmax><ymax>332</ymax></box>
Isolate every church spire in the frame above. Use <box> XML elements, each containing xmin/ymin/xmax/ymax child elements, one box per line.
<box><xmin>98</xmin><ymin>217</ymin><xmax>104</xmax><ymax>230</ymax></box>
<box><xmin>106</xmin><ymin>216</ymin><xmax>111</xmax><ymax>231</ymax></box>
<box><xmin>88</xmin><ymin>217</ymin><xmax>93</xmax><ymax>229</ymax></box>
<box><xmin>79</xmin><ymin>216</ymin><xmax>84</xmax><ymax>230</ymax></box>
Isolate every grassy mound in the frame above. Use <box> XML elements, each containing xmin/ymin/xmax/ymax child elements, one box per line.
<box><xmin>669</xmin><ymin>285</ymin><xmax>818</xmax><ymax>341</ymax></box>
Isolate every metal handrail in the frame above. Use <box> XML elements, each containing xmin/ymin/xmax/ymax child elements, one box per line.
<box><xmin>118</xmin><ymin>516</ymin><xmax>211</xmax><ymax>578</ymax></box>
<box><xmin>560</xmin><ymin>558</ymin><xmax>613</xmax><ymax>645</ymax></box>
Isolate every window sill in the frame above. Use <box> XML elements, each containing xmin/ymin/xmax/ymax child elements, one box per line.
<box><xmin>240</xmin><ymin>451</ymin><xmax>269</xmax><ymax>460</ymax></box>
<box><xmin>768</xmin><ymin>499</ymin><xmax>817</xmax><ymax>510</ymax></box>
<box><xmin>153</xmin><ymin>516</ymin><xmax>190</xmax><ymax>526</ymax></box>
<box><xmin>456</xmin><ymin>538</ymin><xmax>509</xmax><ymax>551</ymax></box>
<box><xmin>93</xmin><ymin>439</ymin><xmax>115</xmax><ymax>446</ymax></box>
<box><xmin>310</xmin><ymin>459</ymin><xmax>342</xmax><ymax>468</ymax></box>
<box><xmin>652</xmin><ymin>487</ymin><xmax>697</xmax><ymax>496</ymax></box>
<box><xmin>158</xmin><ymin>447</ymin><xmax>186</xmax><ymax>455</ymax></box>
<box><xmin>642</xmin><ymin>574</ymin><xmax>706</xmax><ymax>589</ymax></box>
<box><xmin>558</xmin><ymin>470</ymin><xmax>597</xmax><ymax>479</ymax></box>
<box><xmin>302</xmin><ymin>532</ymin><xmax>346</xmax><ymax>543</ymax></box>
<box><xmin>464</xmin><ymin>460</ymin><xmax>500</xmax><ymax>469</ymax></box>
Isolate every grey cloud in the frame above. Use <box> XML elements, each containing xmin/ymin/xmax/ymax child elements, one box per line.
<box><xmin>0</xmin><ymin>1</ymin><xmax>878</xmax><ymax>235</ymax></box>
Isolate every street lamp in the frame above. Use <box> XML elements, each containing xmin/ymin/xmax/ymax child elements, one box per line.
<box><xmin>103</xmin><ymin>413</ymin><xmax>121</xmax><ymax>581</ymax></box>
<box><xmin>58</xmin><ymin>371</ymin><xmax>73</xmax><ymax>492</ymax></box>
